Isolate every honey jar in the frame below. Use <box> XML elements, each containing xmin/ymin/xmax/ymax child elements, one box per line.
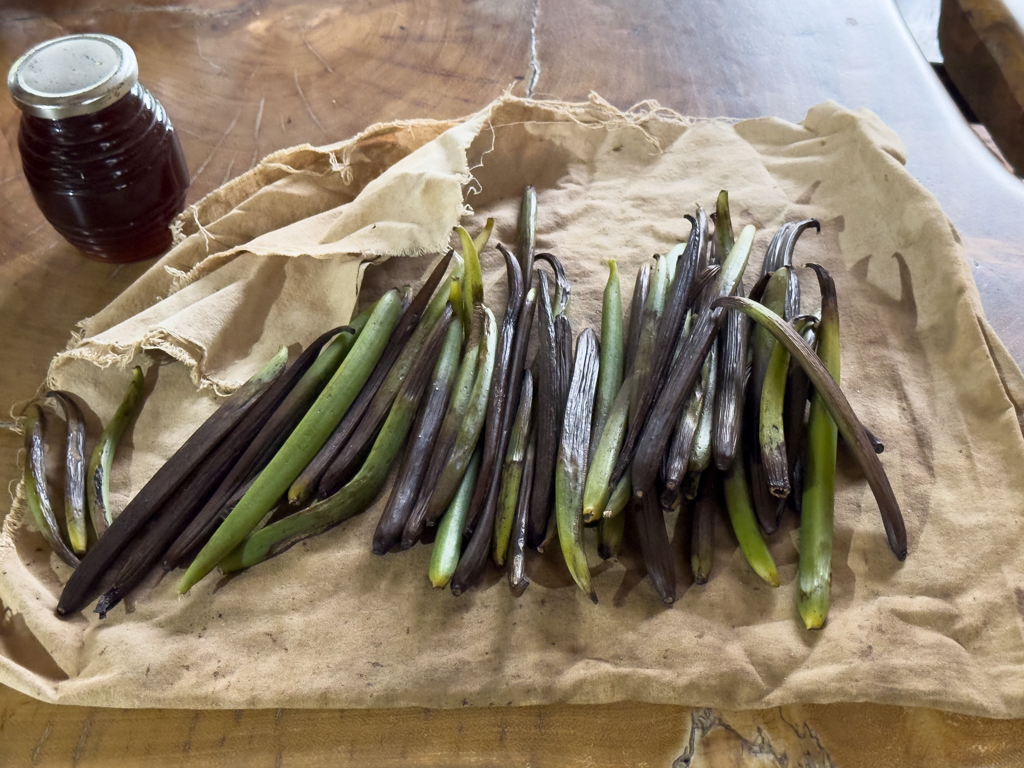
<box><xmin>8</xmin><ymin>34</ymin><xmax>190</xmax><ymax>263</ymax></box>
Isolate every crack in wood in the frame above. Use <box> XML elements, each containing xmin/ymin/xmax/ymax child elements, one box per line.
<box><xmin>777</xmin><ymin>707</ymin><xmax>835</xmax><ymax>766</ymax></box>
<box><xmin>71</xmin><ymin>713</ymin><xmax>94</xmax><ymax>767</ymax></box>
<box><xmin>30</xmin><ymin>722</ymin><xmax>52</xmax><ymax>765</ymax></box>
<box><xmin>220</xmin><ymin>151</ymin><xmax>239</xmax><ymax>186</ymax></box>
<box><xmin>182</xmin><ymin>712</ymin><xmax>201</xmax><ymax>754</ymax></box>
<box><xmin>302</xmin><ymin>32</ymin><xmax>335</xmax><ymax>74</ymax></box>
<box><xmin>254</xmin><ymin>96</ymin><xmax>266</xmax><ymax>141</ymax></box>
<box><xmin>674</xmin><ymin>707</ymin><xmax>836</xmax><ymax>768</ymax></box>
<box><xmin>191</xmin><ymin>109</ymin><xmax>242</xmax><ymax>185</ymax></box>
<box><xmin>527</xmin><ymin>0</ymin><xmax>542</xmax><ymax>97</ymax></box>
<box><xmin>195</xmin><ymin>38</ymin><xmax>223</xmax><ymax>72</ymax></box>
<box><xmin>293</xmin><ymin>70</ymin><xmax>329</xmax><ymax>138</ymax></box>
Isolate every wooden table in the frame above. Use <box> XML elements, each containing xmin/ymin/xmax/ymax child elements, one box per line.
<box><xmin>2</xmin><ymin>1</ymin><xmax>1023</xmax><ymax>764</ymax></box>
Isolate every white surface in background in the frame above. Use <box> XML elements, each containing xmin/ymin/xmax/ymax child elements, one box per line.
<box><xmin>895</xmin><ymin>0</ymin><xmax>943</xmax><ymax>62</ymax></box>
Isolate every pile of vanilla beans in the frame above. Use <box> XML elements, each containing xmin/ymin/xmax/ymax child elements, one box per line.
<box><xmin>32</xmin><ymin>188</ymin><xmax>906</xmax><ymax>629</ymax></box>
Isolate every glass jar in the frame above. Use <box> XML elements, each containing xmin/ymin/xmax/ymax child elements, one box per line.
<box><xmin>8</xmin><ymin>34</ymin><xmax>190</xmax><ymax>263</ymax></box>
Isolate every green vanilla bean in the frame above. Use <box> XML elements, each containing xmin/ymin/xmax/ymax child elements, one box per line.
<box><xmin>178</xmin><ymin>292</ymin><xmax>403</xmax><ymax>593</ymax></box>
<box><xmin>401</xmin><ymin>307</ymin><xmax>495</xmax><ymax>546</ymax></box>
<box><xmin>604</xmin><ymin>473</ymin><xmax>631</xmax><ymax>519</ymax></box>
<box><xmin>715</xmin><ymin>190</ymin><xmax>735</xmax><ymax>261</ymax></box>
<box><xmin>601</xmin><ymin>264</ymin><xmax>649</xmax><ymax>522</ymax></box>
<box><xmin>746</xmin><ymin>265</ymin><xmax>791</xmax><ymax>533</ymax></box>
<box><xmin>759</xmin><ymin>323</ymin><xmax>794</xmax><ymax>500</ymax></box>
<box><xmin>724</xmin><ymin>443</ymin><xmax>780</xmax><ymax>587</ymax></box>
<box><xmin>220</xmin><ymin>308</ymin><xmax>455</xmax><ymax>574</ymax></box>
<box><xmin>289</xmin><ymin>252</ymin><xmax>453</xmax><ymax>507</ymax></box>
<box><xmin>610</xmin><ymin>254</ymin><xmax>670</xmax><ymax>498</ymax></box>
<box><xmin>163</xmin><ymin>322</ymin><xmax>363</xmax><ymax>570</ymax></box>
<box><xmin>591</xmin><ymin>260</ymin><xmax>624</xmax><ymax>458</ymax></box>
<box><xmin>662</xmin><ymin>241</ymin><xmax>682</xmax><ymax>288</ymax></box>
<box><xmin>316</xmin><ymin>272</ymin><xmax>458</xmax><ymax>499</ymax></box>
<box><xmin>762</xmin><ymin>314</ymin><xmax>818</xmax><ymax>515</ymax></box>
<box><xmin>429</xmin><ymin>447</ymin><xmax>483</xmax><ymax>589</ymax></box>
<box><xmin>583</xmin><ymin>376</ymin><xmax>632</xmax><ymax>523</ymax></box>
<box><xmin>597</xmin><ymin>506</ymin><xmax>625</xmax><ymax>560</ymax></box>
<box><xmin>456</xmin><ymin>221</ymin><xmax>491</xmax><ymax>334</ymax></box>
<box><xmin>625</xmin><ymin>265</ymin><xmax>650</xmax><ymax>376</ymax></box>
<box><xmin>515</xmin><ymin>186</ymin><xmax>538</xmax><ymax>280</ymax></box>
<box><xmin>784</xmin><ymin>318</ymin><xmax>819</xmax><ymax>515</ymax></box>
<box><xmin>472</xmin><ymin>218</ymin><xmax>495</xmax><ymax>255</ymax></box>
<box><xmin>798</xmin><ymin>265</ymin><xmax>840</xmax><ymax>629</ymax></box>
<box><xmin>494</xmin><ymin>370</ymin><xmax>533</xmax><ymax>565</ymax></box>
<box><xmin>87</xmin><ymin>366</ymin><xmax>145</xmax><ymax>538</ymax></box>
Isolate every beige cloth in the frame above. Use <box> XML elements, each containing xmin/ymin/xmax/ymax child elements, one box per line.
<box><xmin>2</xmin><ymin>95</ymin><xmax>1024</xmax><ymax>717</ymax></box>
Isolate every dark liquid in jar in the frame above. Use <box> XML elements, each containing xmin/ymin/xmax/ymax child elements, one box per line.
<box><xmin>18</xmin><ymin>83</ymin><xmax>189</xmax><ymax>263</ymax></box>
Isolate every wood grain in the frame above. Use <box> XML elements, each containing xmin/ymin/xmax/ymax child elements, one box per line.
<box><xmin>3</xmin><ymin>684</ymin><xmax>1024</xmax><ymax>767</ymax></box>
<box><xmin>2</xmin><ymin>0</ymin><xmax>1024</xmax><ymax>764</ymax></box>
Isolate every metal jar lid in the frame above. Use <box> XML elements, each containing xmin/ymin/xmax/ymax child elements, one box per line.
<box><xmin>7</xmin><ymin>34</ymin><xmax>138</xmax><ymax>120</ymax></box>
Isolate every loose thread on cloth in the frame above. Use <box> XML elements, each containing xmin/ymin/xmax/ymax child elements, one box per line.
<box><xmin>328</xmin><ymin>144</ymin><xmax>355</xmax><ymax>186</ymax></box>
<box><xmin>8</xmin><ymin>477</ymin><xmax>21</xmax><ymax>510</ymax></box>
<box><xmin>465</xmin><ymin>121</ymin><xmax>498</xmax><ymax>200</ymax></box>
